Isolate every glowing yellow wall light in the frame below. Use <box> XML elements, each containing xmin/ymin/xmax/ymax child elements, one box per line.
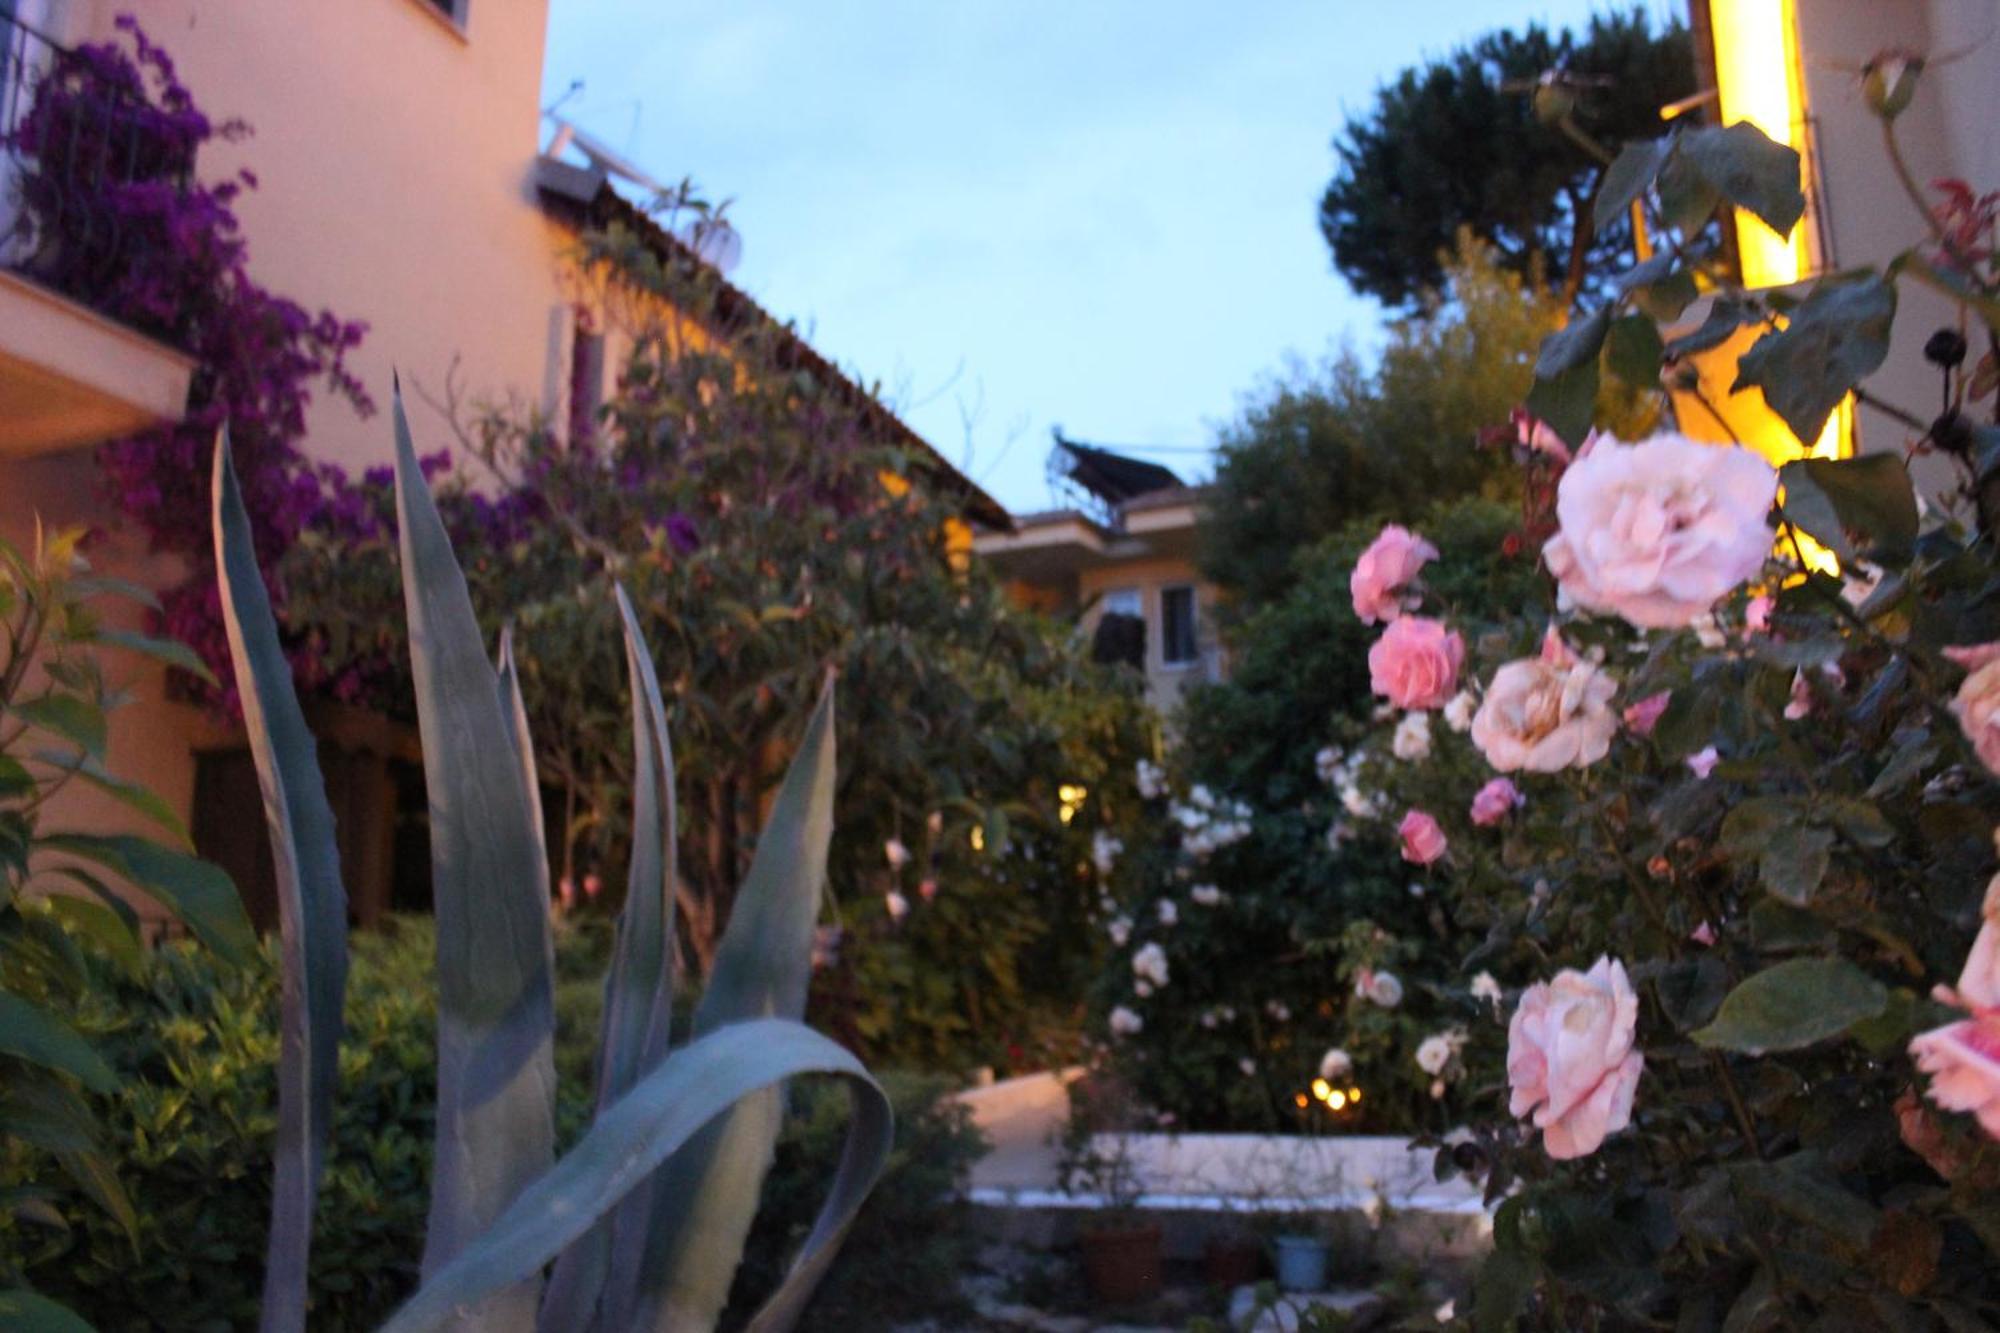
<box><xmin>1708</xmin><ymin>0</ymin><xmax>1812</xmax><ymax>288</ymax></box>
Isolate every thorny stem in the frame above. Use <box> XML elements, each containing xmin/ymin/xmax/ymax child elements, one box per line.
<box><xmin>1881</xmin><ymin>118</ymin><xmax>1951</xmax><ymax>253</ymax></box>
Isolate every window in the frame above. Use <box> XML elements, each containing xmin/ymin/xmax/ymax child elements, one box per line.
<box><xmin>1092</xmin><ymin>587</ymin><xmax>1145</xmax><ymax>669</ymax></box>
<box><xmin>424</xmin><ymin>0</ymin><xmax>467</xmax><ymax>22</ymax></box>
<box><xmin>568</xmin><ymin>308</ymin><xmax>606</xmax><ymax>445</ymax></box>
<box><xmin>1162</xmin><ymin>585</ymin><xmax>1199</xmax><ymax>666</ymax></box>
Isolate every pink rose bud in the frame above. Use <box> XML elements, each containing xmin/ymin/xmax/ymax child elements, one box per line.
<box><xmin>1469</xmin><ymin>777</ymin><xmax>1523</xmax><ymax>827</ymax></box>
<box><xmin>919</xmin><ymin>877</ymin><xmax>939</xmax><ymax>902</ymax></box>
<box><xmin>1685</xmin><ymin>746</ymin><xmax>1721</xmax><ymax>779</ymax></box>
<box><xmin>1623</xmin><ymin>691</ymin><xmax>1671</xmax><ymax>737</ymax></box>
<box><xmin>1350</xmin><ymin>524</ymin><xmax>1439</xmax><ymax>624</ymax></box>
<box><xmin>1507</xmin><ymin>956</ymin><xmax>1645</xmax><ymax>1159</ymax></box>
<box><xmin>583</xmin><ymin>873</ymin><xmax>604</xmax><ymax>899</ymax></box>
<box><xmin>1368</xmin><ymin>616</ymin><xmax>1465</xmax><ymax>710</ymax></box>
<box><xmin>1690</xmin><ymin>920</ymin><xmax>1717</xmax><ymax>947</ymax></box>
<box><xmin>1399</xmin><ymin>808</ymin><xmax>1448</xmax><ymax>865</ymax></box>
<box><xmin>1784</xmin><ymin>670</ymin><xmax>1813</xmax><ymax>720</ymax></box>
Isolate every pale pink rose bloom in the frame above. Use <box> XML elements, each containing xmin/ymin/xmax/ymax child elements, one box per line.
<box><xmin>1686</xmin><ymin>746</ymin><xmax>1721</xmax><ymax>779</ymax></box>
<box><xmin>1368</xmin><ymin>616</ymin><xmax>1465</xmax><ymax>710</ymax></box>
<box><xmin>1690</xmin><ymin>921</ymin><xmax>1717</xmax><ymax>947</ymax></box>
<box><xmin>1469</xmin><ymin>777</ymin><xmax>1523</xmax><ymax>827</ymax></box>
<box><xmin>1784</xmin><ymin>670</ymin><xmax>1813</xmax><ymax>720</ymax></box>
<box><xmin>1469</xmin><ymin>647</ymin><xmax>1619</xmax><ymax>774</ymax></box>
<box><xmin>1350</xmin><ymin>524</ymin><xmax>1439</xmax><ymax>624</ymax></box>
<box><xmin>1944</xmin><ymin>642</ymin><xmax>2000</xmax><ymax>672</ymax></box>
<box><xmin>1399</xmin><ymin>808</ymin><xmax>1448</xmax><ymax>865</ymax></box>
<box><xmin>1909</xmin><ymin>1016</ymin><xmax>2000</xmax><ymax>1139</ymax></box>
<box><xmin>1744</xmin><ymin>594</ymin><xmax>1774</xmax><ymax>635</ymax></box>
<box><xmin>1622</xmin><ymin>691</ymin><xmax>1671</xmax><ymax>737</ymax></box>
<box><xmin>1541</xmin><ymin>433</ymin><xmax>1778</xmax><ymax>630</ymax></box>
<box><xmin>1507</xmin><ymin>956</ymin><xmax>1645</xmax><ymax>1159</ymax></box>
<box><xmin>1952</xmin><ymin>655</ymin><xmax>2000</xmax><ymax>777</ymax></box>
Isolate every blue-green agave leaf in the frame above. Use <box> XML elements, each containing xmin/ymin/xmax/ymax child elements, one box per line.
<box><xmin>378</xmin><ymin>1018</ymin><xmax>890</xmax><ymax>1333</ymax></box>
<box><xmin>393</xmin><ymin>390</ymin><xmax>556</xmax><ymax>1332</ymax></box>
<box><xmin>540</xmin><ymin>585</ymin><xmax>680</xmax><ymax>1332</ymax></box>
<box><xmin>625</xmin><ymin>679</ymin><xmax>838</xmax><ymax>1332</ymax></box>
<box><xmin>213</xmin><ymin>430</ymin><xmax>352</xmax><ymax>1333</ymax></box>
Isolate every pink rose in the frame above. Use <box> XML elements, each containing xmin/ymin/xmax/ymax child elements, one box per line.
<box><xmin>1744</xmin><ymin>594</ymin><xmax>1774</xmax><ymax>636</ymax></box>
<box><xmin>1784</xmin><ymin>670</ymin><xmax>1813</xmax><ymax>720</ymax></box>
<box><xmin>1469</xmin><ymin>777</ymin><xmax>1523</xmax><ymax>827</ymax></box>
<box><xmin>1686</xmin><ymin>746</ymin><xmax>1721</xmax><ymax>779</ymax></box>
<box><xmin>1909</xmin><ymin>1016</ymin><xmax>2000</xmax><ymax>1139</ymax></box>
<box><xmin>1951</xmin><ymin>653</ymin><xmax>2000</xmax><ymax>777</ymax></box>
<box><xmin>1368</xmin><ymin>616</ymin><xmax>1465</xmax><ymax>710</ymax></box>
<box><xmin>1690</xmin><ymin>920</ymin><xmax>1717</xmax><ymax>947</ymax></box>
<box><xmin>1622</xmin><ymin>691</ymin><xmax>1671</xmax><ymax>737</ymax></box>
<box><xmin>1507</xmin><ymin>956</ymin><xmax>1645</xmax><ymax>1159</ymax></box>
<box><xmin>1541</xmin><ymin>433</ymin><xmax>1778</xmax><ymax>630</ymax></box>
<box><xmin>1399</xmin><ymin>808</ymin><xmax>1448</xmax><ymax>865</ymax></box>
<box><xmin>1470</xmin><ymin>643</ymin><xmax>1619</xmax><ymax>773</ymax></box>
<box><xmin>1350</xmin><ymin>524</ymin><xmax>1439</xmax><ymax>624</ymax></box>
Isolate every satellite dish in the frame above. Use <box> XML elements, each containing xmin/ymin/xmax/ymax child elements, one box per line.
<box><xmin>679</xmin><ymin>216</ymin><xmax>743</xmax><ymax>275</ymax></box>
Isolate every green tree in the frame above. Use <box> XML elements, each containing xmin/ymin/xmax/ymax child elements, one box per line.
<box><xmin>1318</xmin><ymin>8</ymin><xmax>1694</xmax><ymax>310</ymax></box>
<box><xmin>1199</xmin><ymin>237</ymin><xmax>1560</xmax><ymax>602</ymax></box>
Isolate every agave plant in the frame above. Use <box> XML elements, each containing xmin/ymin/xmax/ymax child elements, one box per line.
<box><xmin>211</xmin><ymin>392</ymin><xmax>891</xmax><ymax>1333</ymax></box>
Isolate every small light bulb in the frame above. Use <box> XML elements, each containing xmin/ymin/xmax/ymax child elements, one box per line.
<box><xmin>1294</xmin><ymin>1093</ymin><xmax>1310</xmax><ymax>1109</ymax></box>
<box><xmin>1327</xmin><ymin>1091</ymin><xmax>1348</xmax><ymax>1110</ymax></box>
<box><xmin>1348</xmin><ymin>1087</ymin><xmax>1362</xmax><ymax>1103</ymax></box>
<box><xmin>1310</xmin><ymin>1078</ymin><xmax>1332</xmax><ymax>1101</ymax></box>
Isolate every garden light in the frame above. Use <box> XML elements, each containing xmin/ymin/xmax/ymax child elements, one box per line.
<box><xmin>1058</xmin><ymin>783</ymin><xmax>1088</xmax><ymax>824</ymax></box>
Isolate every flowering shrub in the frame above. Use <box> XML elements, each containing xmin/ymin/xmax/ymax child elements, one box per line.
<box><xmin>1314</xmin><ymin>79</ymin><xmax>2000</xmax><ymax>1326</ymax></box>
<box><xmin>3</xmin><ymin>17</ymin><xmax>374</xmax><ymax>706</ymax></box>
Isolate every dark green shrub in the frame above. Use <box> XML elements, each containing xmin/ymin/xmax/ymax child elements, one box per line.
<box><xmin>0</xmin><ymin>915</ymin><xmax>982</xmax><ymax>1330</ymax></box>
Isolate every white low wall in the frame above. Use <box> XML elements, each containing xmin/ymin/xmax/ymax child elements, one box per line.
<box><xmin>953</xmin><ymin>1072</ymin><xmax>1487</xmax><ymax>1219</ymax></box>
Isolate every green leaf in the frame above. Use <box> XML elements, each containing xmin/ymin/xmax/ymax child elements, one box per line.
<box><xmin>378</xmin><ymin>1018</ymin><xmax>890</xmax><ymax>1333</ymax></box>
<box><xmin>1894</xmin><ymin>250</ymin><xmax>2000</xmax><ymax>332</ymax></box>
<box><xmin>213</xmin><ymin>430</ymin><xmax>351</xmax><ymax>1333</ymax></box>
<box><xmin>1535</xmin><ymin>305</ymin><xmax>1611</xmax><ymax>379</ymax></box>
<box><xmin>1594</xmin><ymin>136</ymin><xmax>1674</xmax><ymax>236</ymax></box>
<box><xmin>43</xmin><ymin>896</ymin><xmax>142</xmax><ymax>975</ymax></box>
<box><xmin>1758</xmin><ymin>825</ymin><xmax>1832</xmax><ymax>906</ymax></box>
<box><xmin>1663</xmin><ymin>297</ymin><xmax>1758</xmax><ymax>358</ymax></box>
<box><xmin>0</xmin><ymin>1080</ymin><xmax>99</xmax><ymax>1156</ymax></box>
<box><xmin>1474</xmin><ymin>1247</ymin><xmax>1537</xmax><ymax>1333</ymax></box>
<box><xmin>1867</xmin><ymin>731</ymin><xmax>1938</xmax><ymax>799</ymax></box>
<box><xmin>1778</xmin><ymin>454</ymin><xmax>1918</xmax><ymax>565</ymax></box>
<box><xmin>1656</xmin><ymin>147</ymin><xmax>1722</xmax><ymax>235</ymax></box>
<box><xmin>36</xmin><ymin>834</ymin><xmax>253</xmax><ymax>965</ymax></box>
<box><xmin>62</xmin><ymin>756</ymin><xmax>190</xmax><ymax>849</ymax></box>
<box><xmin>1679</xmin><ymin>122</ymin><xmax>1805</xmax><ymax>238</ymax></box>
<box><xmin>1606</xmin><ymin>314</ymin><xmax>1664</xmax><ymax>387</ymax></box>
<box><xmin>0</xmin><ymin>992</ymin><xmax>115</xmax><ymax>1093</ymax></box>
<box><xmin>1633</xmin><ymin>269</ymin><xmax>1699</xmax><ymax>323</ymax></box>
<box><xmin>1717</xmin><ymin>797</ymin><xmax>1802</xmax><ymax>858</ymax></box>
<box><xmin>392</xmin><ymin>391</ymin><xmax>556</xmax><ymax>1332</ymax></box>
<box><xmin>626</xmin><ymin>680</ymin><xmax>838</xmax><ymax>1333</ymax></box>
<box><xmin>1526</xmin><ymin>355</ymin><xmax>1599</xmax><ymax>450</ymax></box>
<box><xmin>94</xmin><ymin>626</ymin><xmax>216</xmax><ymax>685</ymax></box>
<box><xmin>540</xmin><ymin>588</ymin><xmax>682</xmax><ymax>1329</ymax></box>
<box><xmin>1732</xmin><ymin>1153</ymin><xmax>1878</xmax><ymax>1252</ymax></box>
<box><xmin>9</xmin><ymin>696</ymin><xmax>105</xmax><ymax>761</ymax></box>
<box><xmin>1735</xmin><ymin>277</ymin><xmax>1897</xmax><ymax>447</ymax></box>
<box><xmin>0</xmin><ymin>1289</ymin><xmax>95</xmax><ymax>1332</ymax></box>
<box><xmin>1695</xmin><ymin>957</ymin><xmax>1887</xmax><ymax>1054</ymax></box>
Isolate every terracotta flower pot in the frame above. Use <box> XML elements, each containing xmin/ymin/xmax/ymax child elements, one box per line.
<box><xmin>1080</xmin><ymin>1222</ymin><xmax>1163</xmax><ymax>1305</ymax></box>
<box><xmin>1201</xmin><ymin>1235</ymin><xmax>1263</xmax><ymax>1287</ymax></box>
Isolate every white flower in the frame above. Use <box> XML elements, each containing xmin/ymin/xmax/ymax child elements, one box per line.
<box><xmin>1134</xmin><ymin>980</ymin><xmax>1154</xmax><ymax>998</ymax></box>
<box><xmin>884</xmin><ymin>837</ymin><xmax>912</xmax><ymax>869</ymax></box>
<box><xmin>1319</xmin><ymin>1047</ymin><xmax>1353</xmax><ymax>1081</ymax></box>
<box><xmin>1392</xmin><ymin>711</ymin><xmax>1434</xmax><ymax>761</ymax></box>
<box><xmin>1132</xmin><ymin>942</ymin><xmax>1170</xmax><ymax>987</ymax></box>
<box><xmin>1340</xmin><ymin>784</ymin><xmax>1379</xmax><ymax>820</ymax></box>
<box><xmin>1191</xmin><ymin>883</ymin><xmax>1223</xmax><ymax>906</ymax></box>
<box><xmin>1315</xmin><ymin>745</ymin><xmax>1344</xmax><ymax>784</ymax></box>
<box><xmin>1415</xmin><ymin>1028</ymin><xmax>1467</xmax><ymax>1076</ymax></box>
<box><xmin>1325</xmin><ymin>822</ymin><xmax>1354</xmax><ymax>850</ymax></box>
<box><xmin>1266</xmin><ymin>1000</ymin><xmax>1291</xmax><ymax>1022</ymax></box>
<box><xmin>1109</xmin><ymin>1005</ymin><xmax>1144</xmax><ymax>1036</ymax></box>
<box><xmin>1471</xmin><ymin>971</ymin><xmax>1503</xmax><ymax>1010</ymax></box>
<box><xmin>1361</xmin><ymin>1190</ymin><xmax>1385</xmax><ymax>1228</ymax></box>
<box><xmin>1200</xmin><ymin>1008</ymin><xmax>1223</xmax><ymax>1029</ymax></box>
<box><xmin>1136</xmin><ymin>758</ymin><xmax>1167</xmax><ymax>800</ymax></box>
<box><xmin>1107</xmin><ymin>915</ymin><xmax>1132</xmax><ymax>947</ymax></box>
<box><xmin>1366</xmin><ymin>971</ymin><xmax>1404</xmax><ymax>1008</ymax></box>
<box><xmin>1156</xmin><ymin>899</ymin><xmax>1179</xmax><ymax>928</ymax></box>
<box><xmin>1092</xmin><ymin>830</ymin><xmax>1124</xmax><ymax>876</ymax></box>
<box><xmin>885</xmin><ymin>890</ymin><xmax>910</xmax><ymax>923</ymax></box>
<box><xmin>1435</xmin><ymin>1298</ymin><xmax>1456</xmax><ymax>1324</ymax></box>
<box><xmin>1190</xmin><ymin>784</ymin><xmax>1216</xmax><ymax>810</ymax></box>
<box><xmin>1238</xmin><ymin>1057</ymin><xmax>1258</xmax><ymax>1077</ymax></box>
<box><xmin>1442</xmin><ymin>690</ymin><xmax>1478</xmax><ymax>733</ymax></box>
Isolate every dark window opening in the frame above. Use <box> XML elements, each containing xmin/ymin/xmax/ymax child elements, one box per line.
<box><xmin>1162</xmin><ymin>585</ymin><xmax>1198</xmax><ymax>665</ymax></box>
<box><xmin>569</xmin><ymin>309</ymin><xmax>606</xmax><ymax>446</ymax></box>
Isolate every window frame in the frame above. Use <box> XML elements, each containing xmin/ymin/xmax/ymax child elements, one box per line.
<box><xmin>1160</xmin><ymin>583</ymin><xmax>1200</xmax><ymax>668</ymax></box>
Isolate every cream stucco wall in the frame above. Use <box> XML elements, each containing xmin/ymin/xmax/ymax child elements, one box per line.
<box><xmin>51</xmin><ymin>0</ymin><xmax>572</xmax><ymax>474</ymax></box>
<box><xmin>1788</xmin><ymin>0</ymin><xmax>2000</xmax><ymax>500</ymax></box>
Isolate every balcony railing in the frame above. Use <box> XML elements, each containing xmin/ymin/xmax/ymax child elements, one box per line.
<box><xmin>1</xmin><ymin>13</ymin><xmax>190</xmax><ymax>332</ymax></box>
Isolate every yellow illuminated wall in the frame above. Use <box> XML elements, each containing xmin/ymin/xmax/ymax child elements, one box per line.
<box><xmin>1694</xmin><ymin>0</ymin><xmax>1850</xmax><ymax>463</ymax></box>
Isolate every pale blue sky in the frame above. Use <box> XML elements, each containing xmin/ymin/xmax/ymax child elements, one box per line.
<box><xmin>541</xmin><ymin>2</ymin><xmax>1664</xmax><ymax>512</ymax></box>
